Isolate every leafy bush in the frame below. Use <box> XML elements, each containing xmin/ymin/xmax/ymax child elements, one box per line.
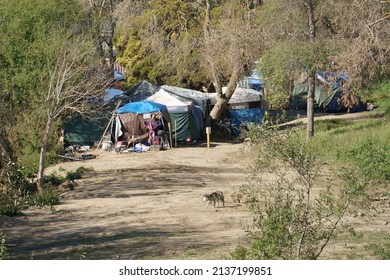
<box><xmin>26</xmin><ymin>188</ymin><xmax>60</xmax><ymax>207</ymax></box>
<box><xmin>65</xmin><ymin>167</ymin><xmax>86</xmax><ymax>181</ymax></box>
<box><xmin>233</xmin><ymin>122</ymin><xmax>369</xmax><ymax>260</ymax></box>
<box><xmin>0</xmin><ymin>234</ymin><xmax>8</xmax><ymax>260</ymax></box>
<box><xmin>0</xmin><ymin>195</ymin><xmax>22</xmax><ymax>216</ymax></box>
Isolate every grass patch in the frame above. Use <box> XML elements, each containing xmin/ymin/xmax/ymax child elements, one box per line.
<box><xmin>26</xmin><ymin>188</ymin><xmax>60</xmax><ymax>207</ymax></box>
<box><xmin>307</xmin><ymin>118</ymin><xmax>390</xmax><ymax>181</ymax></box>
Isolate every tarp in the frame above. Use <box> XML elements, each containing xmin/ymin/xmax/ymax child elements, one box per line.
<box><xmin>114</xmin><ymin>70</ymin><xmax>125</xmax><ymax>81</ymax></box>
<box><xmin>123</xmin><ymin>80</ymin><xmax>160</xmax><ymax>102</ymax></box>
<box><xmin>147</xmin><ymin>89</ymin><xmax>191</xmax><ymax>113</ymax></box>
<box><xmin>114</xmin><ymin>100</ymin><xmax>171</xmax><ymax>144</ymax></box>
<box><xmin>159</xmin><ymin>85</ymin><xmax>210</xmax><ymax>115</ymax></box>
<box><xmin>292</xmin><ymin>84</ymin><xmax>366</xmax><ymax>113</ymax></box>
<box><xmin>103</xmin><ymin>88</ymin><xmax>124</xmax><ymax>102</ymax></box>
<box><xmin>209</xmin><ymin>87</ymin><xmax>263</xmax><ymax>106</ymax></box>
<box><xmin>116</xmin><ymin>100</ymin><xmax>168</xmax><ymax>115</ymax></box>
<box><xmin>63</xmin><ymin>114</ymin><xmax>110</xmax><ymax>146</ymax></box>
<box><xmin>291</xmin><ymin>83</ymin><xmax>331</xmax><ymax>110</ymax></box>
<box><xmin>170</xmin><ymin>112</ymin><xmax>200</xmax><ymax>141</ymax></box>
<box><xmin>229</xmin><ymin>108</ymin><xmax>264</xmax><ymax>126</ymax></box>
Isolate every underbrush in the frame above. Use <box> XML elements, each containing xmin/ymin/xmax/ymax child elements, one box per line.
<box><xmin>234</xmin><ymin>123</ymin><xmax>370</xmax><ymax>260</ymax></box>
<box><xmin>1</xmin><ymin>165</ymin><xmax>85</xmax><ymax>217</ymax></box>
<box><xmin>0</xmin><ymin>233</ymin><xmax>8</xmax><ymax>260</ymax></box>
<box><xmin>309</xmin><ymin>119</ymin><xmax>390</xmax><ymax>181</ymax></box>
<box><xmin>360</xmin><ymin>80</ymin><xmax>390</xmax><ymax>115</ymax></box>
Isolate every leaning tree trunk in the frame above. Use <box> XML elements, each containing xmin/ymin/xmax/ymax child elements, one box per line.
<box><xmin>36</xmin><ymin>116</ymin><xmax>52</xmax><ymax>192</ymax></box>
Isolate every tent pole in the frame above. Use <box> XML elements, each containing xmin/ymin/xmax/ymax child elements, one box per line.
<box><xmin>174</xmin><ymin>120</ymin><xmax>177</xmax><ymax>148</ymax></box>
<box><xmin>168</xmin><ymin>122</ymin><xmax>172</xmax><ymax>149</ymax></box>
<box><xmin>95</xmin><ymin>100</ymin><xmax>122</xmax><ymax>151</ymax></box>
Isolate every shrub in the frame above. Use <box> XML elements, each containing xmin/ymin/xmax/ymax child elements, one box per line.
<box><xmin>65</xmin><ymin>167</ymin><xmax>86</xmax><ymax>181</ymax></box>
<box><xmin>0</xmin><ymin>233</ymin><xmax>8</xmax><ymax>260</ymax></box>
<box><xmin>0</xmin><ymin>195</ymin><xmax>22</xmax><ymax>216</ymax></box>
<box><xmin>233</xmin><ymin>123</ymin><xmax>369</xmax><ymax>260</ymax></box>
<box><xmin>27</xmin><ymin>188</ymin><xmax>60</xmax><ymax>207</ymax></box>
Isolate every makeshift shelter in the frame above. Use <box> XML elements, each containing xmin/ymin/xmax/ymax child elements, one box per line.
<box><xmin>292</xmin><ymin>83</ymin><xmax>366</xmax><ymax>113</ymax></box>
<box><xmin>63</xmin><ymin>113</ymin><xmax>110</xmax><ymax>146</ymax></box>
<box><xmin>63</xmin><ymin>89</ymin><xmax>129</xmax><ymax>146</ymax></box>
<box><xmin>122</xmin><ymin>80</ymin><xmax>160</xmax><ymax>102</ymax></box>
<box><xmin>209</xmin><ymin>87</ymin><xmax>264</xmax><ymax>126</ymax></box>
<box><xmin>146</xmin><ymin>88</ymin><xmax>205</xmax><ymax>142</ymax></box>
<box><xmin>103</xmin><ymin>88</ymin><xmax>124</xmax><ymax>102</ymax></box>
<box><xmin>114</xmin><ymin>100</ymin><xmax>171</xmax><ymax>146</ymax></box>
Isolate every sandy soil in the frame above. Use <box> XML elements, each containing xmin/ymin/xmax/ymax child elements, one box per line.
<box><xmin>1</xmin><ymin>110</ymin><xmax>389</xmax><ymax>260</ymax></box>
<box><xmin>1</xmin><ymin>141</ymin><xmax>255</xmax><ymax>260</ymax></box>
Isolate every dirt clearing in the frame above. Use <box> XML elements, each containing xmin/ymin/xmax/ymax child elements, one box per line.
<box><xmin>1</xmin><ymin>142</ymin><xmax>254</xmax><ymax>260</ymax></box>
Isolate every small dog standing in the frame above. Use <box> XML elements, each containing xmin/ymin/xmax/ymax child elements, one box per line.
<box><xmin>203</xmin><ymin>191</ymin><xmax>225</xmax><ymax>208</ymax></box>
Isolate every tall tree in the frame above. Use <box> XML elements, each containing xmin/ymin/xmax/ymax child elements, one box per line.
<box><xmin>36</xmin><ymin>34</ymin><xmax>107</xmax><ymax>191</ymax></box>
<box><xmin>257</xmin><ymin>0</ymin><xmax>338</xmax><ymax>138</ymax></box>
<box><xmin>114</xmin><ymin>0</ymin><xmax>265</xmax><ymax>119</ymax></box>
<box><xmin>201</xmin><ymin>0</ymin><xmax>265</xmax><ymax>120</ymax></box>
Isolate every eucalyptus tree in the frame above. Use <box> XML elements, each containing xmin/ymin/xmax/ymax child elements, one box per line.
<box><xmin>114</xmin><ymin>0</ymin><xmax>265</xmax><ymax>119</ymax></box>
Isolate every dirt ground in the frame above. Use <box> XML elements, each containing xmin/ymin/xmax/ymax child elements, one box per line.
<box><xmin>1</xmin><ymin>141</ymin><xmax>256</xmax><ymax>260</ymax></box>
<box><xmin>1</xmin><ymin>110</ymin><xmax>389</xmax><ymax>260</ymax></box>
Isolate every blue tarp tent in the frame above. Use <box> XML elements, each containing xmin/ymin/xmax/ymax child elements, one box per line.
<box><xmin>230</xmin><ymin>108</ymin><xmax>264</xmax><ymax>126</ymax></box>
<box><xmin>114</xmin><ymin>101</ymin><xmax>171</xmax><ymax>145</ymax></box>
<box><xmin>116</xmin><ymin>100</ymin><xmax>168</xmax><ymax>114</ymax></box>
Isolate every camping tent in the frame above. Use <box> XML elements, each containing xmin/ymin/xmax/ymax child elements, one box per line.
<box><xmin>292</xmin><ymin>83</ymin><xmax>366</xmax><ymax>113</ymax></box>
<box><xmin>209</xmin><ymin>87</ymin><xmax>264</xmax><ymax>126</ymax></box>
<box><xmin>114</xmin><ymin>100</ymin><xmax>171</xmax><ymax>145</ymax></box>
<box><xmin>63</xmin><ymin>89</ymin><xmax>130</xmax><ymax>146</ymax></box>
<box><xmin>146</xmin><ymin>88</ymin><xmax>204</xmax><ymax>141</ymax></box>
<box><xmin>122</xmin><ymin>80</ymin><xmax>160</xmax><ymax>102</ymax></box>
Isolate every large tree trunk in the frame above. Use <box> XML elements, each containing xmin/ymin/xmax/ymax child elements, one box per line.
<box><xmin>209</xmin><ymin>64</ymin><xmax>241</xmax><ymax>120</ymax></box>
<box><xmin>36</xmin><ymin>116</ymin><xmax>52</xmax><ymax>192</ymax></box>
<box><xmin>306</xmin><ymin>0</ymin><xmax>316</xmax><ymax>138</ymax></box>
<box><xmin>307</xmin><ymin>72</ymin><xmax>315</xmax><ymax>138</ymax></box>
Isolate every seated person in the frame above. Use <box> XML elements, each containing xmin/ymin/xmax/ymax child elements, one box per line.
<box><xmin>148</xmin><ymin>113</ymin><xmax>168</xmax><ymax>148</ymax></box>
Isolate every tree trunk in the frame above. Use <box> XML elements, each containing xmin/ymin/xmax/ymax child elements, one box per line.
<box><xmin>307</xmin><ymin>72</ymin><xmax>315</xmax><ymax>138</ymax></box>
<box><xmin>306</xmin><ymin>0</ymin><xmax>316</xmax><ymax>138</ymax></box>
<box><xmin>37</xmin><ymin>116</ymin><xmax>52</xmax><ymax>192</ymax></box>
<box><xmin>209</xmin><ymin>64</ymin><xmax>241</xmax><ymax>120</ymax></box>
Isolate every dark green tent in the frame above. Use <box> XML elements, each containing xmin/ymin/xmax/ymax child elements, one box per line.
<box><xmin>63</xmin><ymin>114</ymin><xmax>110</xmax><ymax>146</ymax></box>
<box><xmin>291</xmin><ymin>83</ymin><xmax>333</xmax><ymax>110</ymax></box>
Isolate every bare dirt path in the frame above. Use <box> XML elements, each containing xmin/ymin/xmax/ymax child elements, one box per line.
<box><xmin>1</xmin><ymin>142</ymin><xmax>254</xmax><ymax>260</ymax></box>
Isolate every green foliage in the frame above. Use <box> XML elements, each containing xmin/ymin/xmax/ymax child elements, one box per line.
<box><xmin>360</xmin><ymin>80</ymin><xmax>390</xmax><ymax>115</ymax></box>
<box><xmin>258</xmin><ymin>39</ymin><xmax>337</xmax><ymax>109</ymax></box>
<box><xmin>308</xmin><ymin>118</ymin><xmax>390</xmax><ymax>182</ymax></box>
<box><xmin>26</xmin><ymin>188</ymin><xmax>60</xmax><ymax>207</ymax></box>
<box><xmin>0</xmin><ymin>194</ymin><xmax>22</xmax><ymax>217</ymax></box>
<box><xmin>233</xmin><ymin>122</ymin><xmax>368</xmax><ymax>260</ymax></box>
<box><xmin>0</xmin><ymin>234</ymin><xmax>9</xmax><ymax>260</ymax></box>
<box><xmin>65</xmin><ymin>167</ymin><xmax>86</xmax><ymax>181</ymax></box>
<box><xmin>0</xmin><ymin>0</ymin><xmax>95</xmax><ymax>176</ymax></box>
<box><xmin>365</xmin><ymin>234</ymin><xmax>390</xmax><ymax>259</ymax></box>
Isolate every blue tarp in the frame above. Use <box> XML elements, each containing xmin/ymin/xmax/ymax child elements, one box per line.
<box><xmin>114</xmin><ymin>70</ymin><xmax>125</xmax><ymax>81</ymax></box>
<box><xmin>116</xmin><ymin>100</ymin><xmax>167</xmax><ymax>114</ymax></box>
<box><xmin>103</xmin><ymin>89</ymin><xmax>124</xmax><ymax>102</ymax></box>
<box><xmin>229</xmin><ymin>108</ymin><xmax>264</xmax><ymax>126</ymax></box>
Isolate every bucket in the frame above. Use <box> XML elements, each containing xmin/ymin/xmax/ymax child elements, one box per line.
<box><xmin>102</xmin><ymin>141</ymin><xmax>112</xmax><ymax>151</ymax></box>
